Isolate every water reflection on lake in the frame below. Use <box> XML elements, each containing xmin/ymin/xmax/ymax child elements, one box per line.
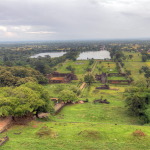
<box><xmin>77</xmin><ymin>50</ymin><xmax>111</xmax><ymax>60</ymax></box>
<box><xmin>30</xmin><ymin>52</ymin><xmax>66</xmax><ymax>58</ymax></box>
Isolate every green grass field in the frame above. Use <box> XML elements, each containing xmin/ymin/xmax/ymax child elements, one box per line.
<box><xmin>124</xmin><ymin>62</ymin><xmax>145</xmax><ymax>81</ymax></box>
<box><xmin>123</xmin><ymin>51</ymin><xmax>142</xmax><ymax>62</ymax></box>
<box><xmin>56</xmin><ymin>60</ymin><xmax>90</xmax><ymax>79</ymax></box>
<box><xmin>94</xmin><ymin>61</ymin><xmax>118</xmax><ymax>74</ymax></box>
<box><xmin>1</xmin><ymin>121</ymin><xmax>150</xmax><ymax>150</ymax></box>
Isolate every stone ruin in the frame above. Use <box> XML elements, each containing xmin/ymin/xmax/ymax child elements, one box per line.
<box><xmin>96</xmin><ymin>85</ymin><xmax>109</xmax><ymax>90</ymax></box>
<box><xmin>95</xmin><ymin>72</ymin><xmax>132</xmax><ymax>85</ymax></box>
<box><xmin>93</xmin><ymin>99</ymin><xmax>110</xmax><ymax>104</ymax></box>
<box><xmin>107</xmin><ymin>73</ymin><xmax>126</xmax><ymax>77</ymax></box>
<box><xmin>95</xmin><ymin>73</ymin><xmax>107</xmax><ymax>84</ymax></box>
<box><xmin>107</xmin><ymin>80</ymin><xmax>132</xmax><ymax>85</ymax></box>
<box><xmin>47</xmin><ymin>72</ymin><xmax>78</xmax><ymax>83</ymax></box>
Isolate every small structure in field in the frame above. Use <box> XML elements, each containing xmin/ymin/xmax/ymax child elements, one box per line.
<box><xmin>93</xmin><ymin>99</ymin><xmax>110</xmax><ymax>104</ymax></box>
<box><xmin>107</xmin><ymin>80</ymin><xmax>132</xmax><ymax>85</ymax></box>
<box><xmin>47</xmin><ymin>72</ymin><xmax>77</xmax><ymax>83</ymax></box>
<box><xmin>95</xmin><ymin>72</ymin><xmax>107</xmax><ymax>84</ymax></box>
<box><xmin>96</xmin><ymin>85</ymin><xmax>109</xmax><ymax>90</ymax></box>
<box><xmin>107</xmin><ymin>73</ymin><xmax>126</xmax><ymax>77</ymax></box>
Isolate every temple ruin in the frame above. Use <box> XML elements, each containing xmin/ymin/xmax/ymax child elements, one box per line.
<box><xmin>47</xmin><ymin>72</ymin><xmax>78</xmax><ymax>83</ymax></box>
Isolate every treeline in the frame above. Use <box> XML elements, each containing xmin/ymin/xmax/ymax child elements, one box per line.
<box><xmin>110</xmin><ymin>46</ymin><xmax>126</xmax><ymax>62</ymax></box>
<box><xmin>2</xmin><ymin>50</ymin><xmax>79</xmax><ymax>74</ymax></box>
<box><xmin>26</xmin><ymin>50</ymin><xmax>79</xmax><ymax>74</ymax></box>
<box><xmin>0</xmin><ymin>66</ymin><xmax>48</xmax><ymax>86</ymax></box>
<box><xmin>125</xmin><ymin>86</ymin><xmax>150</xmax><ymax>124</ymax></box>
<box><xmin>141</xmin><ymin>51</ymin><xmax>150</xmax><ymax>62</ymax></box>
<box><xmin>139</xmin><ymin>66</ymin><xmax>150</xmax><ymax>78</ymax></box>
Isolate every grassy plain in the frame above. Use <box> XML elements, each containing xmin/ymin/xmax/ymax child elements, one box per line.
<box><xmin>56</xmin><ymin>60</ymin><xmax>90</xmax><ymax>79</ymax></box>
<box><xmin>94</xmin><ymin>61</ymin><xmax>118</xmax><ymax>74</ymax></box>
<box><xmin>124</xmin><ymin>62</ymin><xmax>145</xmax><ymax>81</ymax></box>
<box><xmin>1</xmin><ymin>121</ymin><xmax>150</xmax><ymax>150</ymax></box>
<box><xmin>123</xmin><ymin>51</ymin><xmax>142</xmax><ymax>62</ymax></box>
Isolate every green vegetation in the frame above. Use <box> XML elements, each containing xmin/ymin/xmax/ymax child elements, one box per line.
<box><xmin>0</xmin><ymin>66</ymin><xmax>47</xmax><ymax>86</ymax></box>
<box><xmin>0</xmin><ymin>82</ymin><xmax>54</xmax><ymax>119</ymax></box>
<box><xmin>125</xmin><ymin>87</ymin><xmax>150</xmax><ymax>124</ymax></box>
<box><xmin>58</xmin><ymin>90</ymin><xmax>78</xmax><ymax>103</ymax></box>
<box><xmin>56</xmin><ymin>60</ymin><xmax>90</xmax><ymax>79</ymax></box>
<box><xmin>94</xmin><ymin>62</ymin><xmax>118</xmax><ymax>74</ymax></box>
<box><xmin>84</xmin><ymin>74</ymin><xmax>95</xmax><ymax>85</ymax></box>
<box><xmin>1</xmin><ymin>41</ymin><xmax>150</xmax><ymax>150</ymax></box>
<box><xmin>123</xmin><ymin>51</ymin><xmax>142</xmax><ymax>62</ymax></box>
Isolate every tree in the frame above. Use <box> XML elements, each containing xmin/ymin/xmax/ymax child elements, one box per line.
<box><xmin>142</xmin><ymin>55</ymin><xmax>147</xmax><ymax>62</ymax></box>
<box><xmin>125</xmin><ymin>87</ymin><xmax>150</xmax><ymax>123</ymax></box>
<box><xmin>0</xmin><ymin>66</ymin><xmax>48</xmax><ymax>86</ymax></box>
<box><xmin>86</xmin><ymin>67</ymin><xmax>92</xmax><ymax>72</ymax></box>
<box><xmin>0</xmin><ymin>82</ymin><xmax>54</xmax><ymax>119</ymax></box>
<box><xmin>126</xmin><ymin>70</ymin><xmax>131</xmax><ymax>76</ymax></box>
<box><xmin>97</xmin><ymin>67</ymin><xmax>102</xmax><ymax>74</ymax></box>
<box><xmin>144</xmin><ymin>70</ymin><xmax>150</xmax><ymax>79</ymax></box>
<box><xmin>68</xmin><ymin>85</ymin><xmax>81</xmax><ymax>96</ymax></box>
<box><xmin>21</xmin><ymin>82</ymin><xmax>54</xmax><ymax>115</ymax></box>
<box><xmin>89</xmin><ymin>59</ymin><xmax>94</xmax><ymax>65</ymax></box>
<box><xmin>129</xmin><ymin>55</ymin><xmax>133</xmax><ymax>59</ymax></box>
<box><xmin>16</xmin><ymin>77</ymin><xmax>37</xmax><ymax>86</ymax></box>
<box><xmin>58</xmin><ymin>90</ymin><xmax>78</xmax><ymax>103</ymax></box>
<box><xmin>66</xmin><ymin>65</ymin><xmax>75</xmax><ymax>73</ymax></box>
<box><xmin>84</xmin><ymin>74</ymin><xmax>95</xmax><ymax>85</ymax></box>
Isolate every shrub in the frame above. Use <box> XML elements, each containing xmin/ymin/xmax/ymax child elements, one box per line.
<box><xmin>36</xmin><ymin>126</ymin><xmax>57</xmax><ymax>138</ymax></box>
<box><xmin>79</xmin><ymin>130</ymin><xmax>100</xmax><ymax>140</ymax></box>
<box><xmin>132</xmin><ymin>130</ymin><xmax>146</xmax><ymax>137</ymax></box>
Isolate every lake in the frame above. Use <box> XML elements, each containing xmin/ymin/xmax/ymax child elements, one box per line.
<box><xmin>30</xmin><ymin>50</ymin><xmax>111</xmax><ymax>60</ymax></box>
<box><xmin>30</xmin><ymin>51</ymin><xmax>66</xmax><ymax>58</ymax></box>
<box><xmin>77</xmin><ymin>50</ymin><xmax>111</xmax><ymax>60</ymax></box>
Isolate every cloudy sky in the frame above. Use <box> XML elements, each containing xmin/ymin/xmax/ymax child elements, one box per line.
<box><xmin>0</xmin><ymin>0</ymin><xmax>150</xmax><ymax>41</ymax></box>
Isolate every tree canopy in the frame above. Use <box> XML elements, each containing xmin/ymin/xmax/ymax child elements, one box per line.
<box><xmin>84</xmin><ymin>74</ymin><xmax>95</xmax><ymax>85</ymax></box>
<box><xmin>0</xmin><ymin>82</ymin><xmax>53</xmax><ymax>118</ymax></box>
<box><xmin>0</xmin><ymin>66</ymin><xmax>48</xmax><ymax>86</ymax></box>
<box><xmin>125</xmin><ymin>87</ymin><xmax>150</xmax><ymax>123</ymax></box>
<box><xmin>58</xmin><ymin>90</ymin><xmax>78</xmax><ymax>103</ymax></box>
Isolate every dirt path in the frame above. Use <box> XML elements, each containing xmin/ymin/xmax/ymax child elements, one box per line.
<box><xmin>118</xmin><ymin>62</ymin><xmax>125</xmax><ymax>73</ymax></box>
<box><xmin>54</xmin><ymin>103</ymin><xmax>66</xmax><ymax>112</ymax></box>
<box><xmin>91</xmin><ymin>60</ymin><xmax>98</xmax><ymax>73</ymax></box>
<box><xmin>0</xmin><ymin>117</ymin><xmax>12</xmax><ymax>133</ymax></box>
<box><xmin>79</xmin><ymin>61</ymin><xmax>98</xmax><ymax>90</ymax></box>
<box><xmin>79</xmin><ymin>82</ymin><xmax>86</xmax><ymax>90</ymax></box>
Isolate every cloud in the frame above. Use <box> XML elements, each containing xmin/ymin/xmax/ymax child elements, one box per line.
<box><xmin>4</xmin><ymin>32</ymin><xmax>17</xmax><ymax>37</ymax></box>
<box><xmin>0</xmin><ymin>26</ymin><xmax>7</xmax><ymax>32</ymax></box>
<box><xmin>0</xmin><ymin>0</ymin><xmax>150</xmax><ymax>40</ymax></box>
<box><xmin>27</xmin><ymin>31</ymin><xmax>56</xmax><ymax>34</ymax></box>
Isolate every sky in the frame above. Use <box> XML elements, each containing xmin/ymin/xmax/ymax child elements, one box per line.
<box><xmin>0</xmin><ymin>0</ymin><xmax>150</xmax><ymax>41</ymax></box>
